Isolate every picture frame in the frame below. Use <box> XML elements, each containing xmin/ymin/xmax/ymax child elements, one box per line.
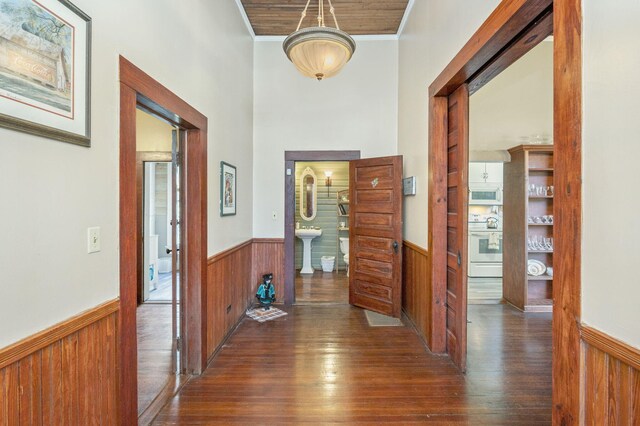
<box><xmin>0</xmin><ymin>0</ymin><xmax>92</xmax><ymax>146</ymax></box>
<box><xmin>220</xmin><ymin>161</ymin><xmax>236</xmax><ymax>216</ymax></box>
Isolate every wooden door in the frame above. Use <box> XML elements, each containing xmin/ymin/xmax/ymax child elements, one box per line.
<box><xmin>349</xmin><ymin>156</ymin><xmax>403</xmax><ymax>318</ymax></box>
<box><xmin>446</xmin><ymin>84</ymin><xmax>469</xmax><ymax>372</ymax></box>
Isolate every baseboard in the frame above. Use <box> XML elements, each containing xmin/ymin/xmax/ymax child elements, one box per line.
<box><xmin>0</xmin><ymin>299</ymin><xmax>119</xmax><ymax>369</ymax></box>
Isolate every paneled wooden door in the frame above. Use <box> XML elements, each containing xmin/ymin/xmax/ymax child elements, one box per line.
<box><xmin>349</xmin><ymin>156</ymin><xmax>403</xmax><ymax>318</ymax></box>
<box><xmin>446</xmin><ymin>84</ymin><xmax>469</xmax><ymax>372</ymax></box>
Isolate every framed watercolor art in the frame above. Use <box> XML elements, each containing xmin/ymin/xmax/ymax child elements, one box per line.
<box><xmin>220</xmin><ymin>161</ymin><xmax>236</xmax><ymax>216</ymax></box>
<box><xmin>0</xmin><ymin>0</ymin><xmax>91</xmax><ymax>146</ymax></box>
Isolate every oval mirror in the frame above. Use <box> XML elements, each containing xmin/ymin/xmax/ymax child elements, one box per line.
<box><xmin>300</xmin><ymin>167</ymin><xmax>317</xmax><ymax>221</ymax></box>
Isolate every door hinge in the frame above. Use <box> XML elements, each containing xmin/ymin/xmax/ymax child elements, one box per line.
<box><xmin>457</xmin><ymin>251</ymin><xmax>462</xmax><ymax>266</ymax></box>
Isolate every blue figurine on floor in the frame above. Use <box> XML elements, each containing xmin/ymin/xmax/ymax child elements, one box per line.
<box><xmin>256</xmin><ymin>273</ymin><xmax>276</xmax><ymax>310</ymax></box>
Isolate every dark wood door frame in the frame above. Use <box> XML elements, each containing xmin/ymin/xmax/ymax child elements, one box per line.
<box><xmin>426</xmin><ymin>0</ymin><xmax>581</xmax><ymax>423</ymax></box>
<box><xmin>120</xmin><ymin>57</ymin><xmax>208</xmax><ymax>424</ymax></box>
<box><xmin>136</xmin><ymin>151</ymin><xmax>172</xmax><ymax>305</ymax></box>
<box><xmin>284</xmin><ymin>150</ymin><xmax>361</xmax><ymax>305</ymax></box>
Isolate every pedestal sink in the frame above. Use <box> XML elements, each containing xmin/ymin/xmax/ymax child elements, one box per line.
<box><xmin>295</xmin><ymin>228</ymin><xmax>322</xmax><ymax>274</ymax></box>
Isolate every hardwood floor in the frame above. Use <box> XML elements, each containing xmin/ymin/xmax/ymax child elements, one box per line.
<box><xmin>153</xmin><ymin>304</ymin><xmax>552</xmax><ymax>424</ymax></box>
<box><xmin>137</xmin><ymin>303</ymin><xmax>174</xmax><ymax>416</ymax></box>
<box><xmin>295</xmin><ymin>270</ymin><xmax>349</xmax><ymax>304</ymax></box>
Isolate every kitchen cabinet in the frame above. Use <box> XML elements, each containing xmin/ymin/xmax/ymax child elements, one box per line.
<box><xmin>469</xmin><ymin>162</ymin><xmax>504</xmax><ymax>184</ymax></box>
<box><xmin>503</xmin><ymin>145</ymin><xmax>554</xmax><ymax>312</ymax></box>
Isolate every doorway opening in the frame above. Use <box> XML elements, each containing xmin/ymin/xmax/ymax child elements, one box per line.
<box><xmin>119</xmin><ymin>57</ymin><xmax>208</xmax><ymax>425</ymax></box>
<box><xmin>135</xmin><ymin>108</ymin><xmax>185</xmax><ymax>417</ymax></box>
<box><xmin>284</xmin><ymin>151</ymin><xmax>360</xmax><ymax>305</ymax></box>
<box><xmin>426</xmin><ymin>1</ymin><xmax>582</xmax><ymax>421</ymax></box>
<box><xmin>284</xmin><ymin>151</ymin><xmax>405</xmax><ymax>320</ymax></box>
<box><xmin>294</xmin><ymin>160</ymin><xmax>350</xmax><ymax>304</ymax></box>
<box><xmin>464</xmin><ymin>37</ymin><xmax>554</xmax><ymax>399</ymax></box>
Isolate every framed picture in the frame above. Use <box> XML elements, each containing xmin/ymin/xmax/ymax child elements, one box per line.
<box><xmin>0</xmin><ymin>0</ymin><xmax>91</xmax><ymax>146</ymax></box>
<box><xmin>220</xmin><ymin>161</ymin><xmax>236</xmax><ymax>216</ymax></box>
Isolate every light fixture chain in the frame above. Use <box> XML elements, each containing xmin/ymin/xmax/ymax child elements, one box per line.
<box><xmin>296</xmin><ymin>0</ymin><xmax>313</xmax><ymax>31</ymax></box>
<box><xmin>327</xmin><ymin>0</ymin><xmax>340</xmax><ymax>30</ymax></box>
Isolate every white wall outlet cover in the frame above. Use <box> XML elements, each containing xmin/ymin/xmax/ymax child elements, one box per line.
<box><xmin>88</xmin><ymin>227</ymin><xmax>101</xmax><ymax>253</ymax></box>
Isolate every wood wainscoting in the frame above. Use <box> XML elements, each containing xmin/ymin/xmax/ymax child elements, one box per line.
<box><xmin>581</xmin><ymin>325</ymin><xmax>640</xmax><ymax>424</ymax></box>
<box><xmin>402</xmin><ymin>241</ymin><xmax>431</xmax><ymax>346</ymax></box>
<box><xmin>252</xmin><ymin>238</ymin><xmax>285</xmax><ymax>304</ymax></box>
<box><xmin>207</xmin><ymin>240</ymin><xmax>253</xmax><ymax>360</ymax></box>
<box><xmin>206</xmin><ymin>238</ymin><xmax>285</xmax><ymax>361</ymax></box>
<box><xmin>0</xmin><ymin>300</ymin><xmax>119</xmax><ymax>424</ymax></box>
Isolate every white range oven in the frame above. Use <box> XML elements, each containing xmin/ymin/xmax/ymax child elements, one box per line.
<box><xmin>468</xmin><ymin>221</ymin><xmax>503</xmax><ymax>278</ymax></box>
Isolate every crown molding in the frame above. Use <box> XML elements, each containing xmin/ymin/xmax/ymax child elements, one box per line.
<box><xmin>397</xmin><ymin>0</ymin><xmax>415</xmax><ymax>37</ymax></box>
<box><xmin>234</xmin><ymin>0</ymin><xmax>255</xmax><ymax>38</ymax></box>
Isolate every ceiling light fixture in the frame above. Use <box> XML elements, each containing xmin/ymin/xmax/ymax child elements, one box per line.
<box><xmin>283</xmin><ymin>0</ymin><xmax>356</xmax><ymax>81</ymax></box>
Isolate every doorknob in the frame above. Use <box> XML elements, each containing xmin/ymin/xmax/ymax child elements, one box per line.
<box><xmin>393</xmin><ymin>241</ymin><xmax>399</xmax><ymax>254</ymax></box>
<box><xmin>166</xmin><ymin>247</ymin><xmax>180</xmax><ymax>254</ymax></box>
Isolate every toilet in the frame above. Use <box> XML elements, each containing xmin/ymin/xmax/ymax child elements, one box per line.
<box><xmin>339</xmin><ymin>237</ymin><xmax>349</xmax><ymax>276</ymax></box>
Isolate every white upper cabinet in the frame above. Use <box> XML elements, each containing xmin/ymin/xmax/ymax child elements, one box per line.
<box><xmin>469</xmin><ymin>162</ymin><xmax>504</xmax><ymax>184</ymax></box>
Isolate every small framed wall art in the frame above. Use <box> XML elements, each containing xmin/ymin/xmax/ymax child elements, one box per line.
<box><xmin>0</xmin><ymin>0</ymin><xmax>92</xmax><ymax>146</ymax></box>
<box><xmin>220</xmin><ymin>161</ymin><xmax>236</xmax><ymax>216</ymax></box>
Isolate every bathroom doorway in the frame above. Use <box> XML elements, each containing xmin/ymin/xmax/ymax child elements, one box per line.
<box><xmin>284</xmin><ymin>151</ymin><xmax>361</xmax><ymax>304</ymax></box>
<box><xmin>294</xmin><ymin>160</ymin><xmax>350</xmax><ymax>303</ymax></box>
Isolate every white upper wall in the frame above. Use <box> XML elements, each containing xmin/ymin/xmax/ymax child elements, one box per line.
<box><xmin>253</xmin><ymin>39</ymin><xmax>399</xmax><ymax>237</ymax></box>
<box><xmin>0</xmin><ymin>0</ymin><xmax>254</xmax><ymax>348</ymax></box>
<box><xmin>398</xmin><ymin>0</ymin><xmax>501</xmax><ymax>247</ymax></box>
<box><xmin>582</xmin><ymin>0</ymin><xmax>640</xmax><ymax>348</ymax></box>
<box><xmin>470</xmin><ymin>41</ymin><xmax>553</xmax><ymax>153</ymax></box>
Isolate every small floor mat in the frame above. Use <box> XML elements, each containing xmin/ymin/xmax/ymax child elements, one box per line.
<box><xmin>246</xmin><ymin>307</ymin><xmax>288</xmax><ymax>323</ymax></box>
<box><xmin>365</xmin><ymin>310</ymin><xmax>403</xmax><ymax>327</ymax></box>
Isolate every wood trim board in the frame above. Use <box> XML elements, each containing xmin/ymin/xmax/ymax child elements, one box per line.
<box><xmin>581</xmin><ymin>326</ymin><xmax>640</xmax><ymax>372</ymax></box>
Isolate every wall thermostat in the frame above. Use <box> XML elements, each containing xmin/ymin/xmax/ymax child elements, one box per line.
<box><xmin>403</xmin><ymin>177</ymin><xmax>416</xmax><ymax>196</ymax></box>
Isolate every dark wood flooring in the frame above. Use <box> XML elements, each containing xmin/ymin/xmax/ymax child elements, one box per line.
<box><xmin>295</xmin><ymin>270</ymin><xmax>349</xmax><ymax>303</ymax></box>
<box><xmin>153</xmin><ymin>304</ymin><xmax>552</xmax><ymax>424</ymax></box>
<box><xmin>137</xmin><ymin>303</ymin><xmax>174</xmax><ymax>416</ymax></box>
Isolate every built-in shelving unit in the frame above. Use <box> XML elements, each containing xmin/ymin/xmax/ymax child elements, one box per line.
<box><xmin>503</xmin><ymin>145</ymin><xmax>554</xmax><ymax>313</ymax></box>
<box><xmin>336</xmin><ymin>190</ymin><xmax>349</xmax><ymax>272</ymax></box>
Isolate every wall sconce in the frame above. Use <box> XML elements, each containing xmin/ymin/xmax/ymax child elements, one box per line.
<box><xmin>325</xmin><ymin>170</ymin><xmax>333</xmax><ymax>196</ymax></box>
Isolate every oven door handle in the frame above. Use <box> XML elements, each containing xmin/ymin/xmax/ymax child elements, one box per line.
<box><xmin>470</xmin><ymin>232</ymin><xmax>501</xmax><ymax>237</ymax></box>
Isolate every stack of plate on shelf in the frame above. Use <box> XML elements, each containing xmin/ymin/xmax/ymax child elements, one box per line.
<box><xmin>527</xmin><ymin>259</ymin><xmax>547</xmax><ymax>276</ymax></box>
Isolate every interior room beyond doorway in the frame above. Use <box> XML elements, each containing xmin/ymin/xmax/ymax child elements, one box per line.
<box><xmin>294</xmin><ymin>161</ymin><xmax>350</xmax><ymax>304</ymax></box>
<box><xmin>135</xmin><ymin>108</ymin><xmax>179</xmax><ymax>417</ymax></box>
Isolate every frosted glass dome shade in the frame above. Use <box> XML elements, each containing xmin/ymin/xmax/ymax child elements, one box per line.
<box><xmin>283</xmin><ymin>27</ymin><xmax>356</xmax><ymax>80</ymax></box>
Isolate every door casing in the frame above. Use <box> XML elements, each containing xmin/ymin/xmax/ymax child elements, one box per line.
<box><xmin>283</xmin><ymin>150</ymin><xmax>361</xmax><ymax>305</ymax></box>
<box><xmin>119</xmin><ymin>57</ymin><xmax>208</xmax><ymax>425</ymax></box>
<box><xmin>426</xmin><ymin>0</ymin><xmax>582</xmax><ymax>423</ymax></box>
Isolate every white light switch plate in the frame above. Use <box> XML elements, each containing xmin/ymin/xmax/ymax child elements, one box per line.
<box><xmin>88</xmin><ymin>227</ymin><xmax>101</xmax><ymax>253</ymax></box>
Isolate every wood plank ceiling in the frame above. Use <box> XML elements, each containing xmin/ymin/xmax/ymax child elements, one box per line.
<box><xmin>239</xmin><ymin>0</ymin><xmax>411</xmax><ymax>36</ymax></box>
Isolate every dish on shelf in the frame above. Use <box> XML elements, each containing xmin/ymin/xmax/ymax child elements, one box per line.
<box><xmin>527</xmin><ymin>259</ymin><xmax>547</xmax><ymax>276</ymax></box>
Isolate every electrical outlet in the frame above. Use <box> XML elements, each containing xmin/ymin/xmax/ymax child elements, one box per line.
<box><xmin>272</xmin><ymin>211</ymin><xmax>277</xmax><ymax>221</ymax></box>
<box><xmin>88</xmin><ymin>227</ymin><xmax>101</xmax><ymax>253</ymax></box>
